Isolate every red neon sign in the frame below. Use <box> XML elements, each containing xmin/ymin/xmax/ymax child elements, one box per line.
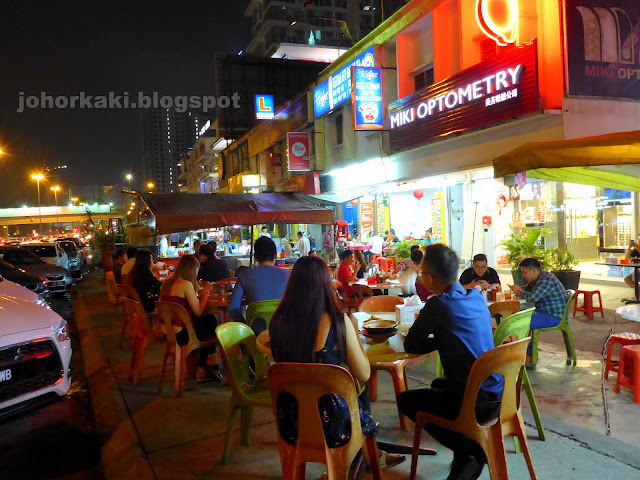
<box><xmin>476</xmin><ymin>0</ymin><xmax>518</xmax><ymax>46</ymax></box>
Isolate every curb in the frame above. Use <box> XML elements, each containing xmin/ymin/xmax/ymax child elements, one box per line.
<box><xmin>74</xmin><ymin>275</ymin><xmax>156</xmax><ymax>480</ymax></box>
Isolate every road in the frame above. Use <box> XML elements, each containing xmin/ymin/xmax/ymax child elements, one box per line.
<box><xmin>0</xmin><ymin>278</ymin><xmax>103</xmax><ymax>479</ymax></box>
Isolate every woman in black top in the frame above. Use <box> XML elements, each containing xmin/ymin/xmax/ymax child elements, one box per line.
<box><xmin>127</xmin><ymin>250</ymin><xmax>162</xmax><ymax>313</ymax></box>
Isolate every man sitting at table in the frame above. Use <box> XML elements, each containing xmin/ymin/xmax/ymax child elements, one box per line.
<box><xmin>624</xmin><ymin>235</ymin><xmax>640</xmax><ymax>289</ymax></box>
<box><xmin>398</xmin><ymin>244</ymin><xmax>502</xmax><ymax>480</ymax></box>
<box><xmin>228</xmin><ymin>236</ymin><xmax>291</xmax><ymax>330</ymax></box>
<box><xmin>509</xmin><ymin>257</ymin><xmax>568</xmax><ymax>355</ymax></box>
<box><xmin>198</xmin><ymin>243</ymin><xmax>230</xmax><ymax>282</ymax></box>
<box><xmin>459</xmin><ymin>253</ymin><xmax>501</xmax><ymax>290</ymax></box>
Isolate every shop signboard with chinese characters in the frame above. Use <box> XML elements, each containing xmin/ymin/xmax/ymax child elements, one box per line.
<box><xmin>287</xmin><ymin>132</ymin><xmax>310</xmax><ymax>172</ymax></box>
<box><xmin>352</xmin><ymin>66</ymin><xmax>384</xmax><ymax>130</ymax></box>
<box><xmin>388</xmin><ymin>41</ymin><xmax>539</xmax><ymax>152</ymax></box>
<box><xmin>313</xmin><ymin>45</ymin><xmax>376</xmax><ymax>118</ymax></box>
<box><xmin>360</xmin><ymin>201</ymin><xmax>374</xmax><ymax>235</ymax></box>
<box><xmin>565</xmin><ymin>0</ymin><xmax>640</xmax><ymax>99</ymax></box>
<box><xmin>431</xmin><ymin>192</ymin><xmax>445</xmax><ymax>244</ymax></box>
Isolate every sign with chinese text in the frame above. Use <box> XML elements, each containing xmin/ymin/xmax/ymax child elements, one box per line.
<box><xmin>388</xmin><ymin>41</ymin><xmax>538</xmax><ymax>152</ymax></box>
<box><xmin>431</xmin><ymin>193</ymin><xmax>445</xmax><ymax>244</ymax></box>
<box><xmin>352</xmin><ymin>66</ymin><xmax>384</xmax><ymax>130</ymax></box>
<box><xmin>313</xmin><ymin>45</ymin><xmax>375</xmax><ymax>118</ymax></box>
<box><xmin>255</xmin><ymin>94</ymin><xmax>275</xmax><ymax>119</ymax></box>
<box><xmin>287</xmin><ymin>132</ymin><xmax>310</xmax><ymax>172</ymax></box>
<box><xmin>360</xmin><ymin>201</ymin><xmax>374</xmax><ymax>235</ymax></box>
<box><xmin>565</xmin><ymin>0</ymin><xmax>640</xmax><ymax>99</ymax></box>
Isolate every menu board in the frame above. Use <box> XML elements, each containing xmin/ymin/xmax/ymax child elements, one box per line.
<box><xmin>360</xmin><ymin>201</ymin><xmax>374</xmax><ymax>235</ymax></box>
<box><xmin>431</xmin><ymin>193</ymin><xmax>445</xmax><ymax>243</ymax></box>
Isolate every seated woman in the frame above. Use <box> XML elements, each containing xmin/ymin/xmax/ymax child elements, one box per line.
<box><xmin>269</xmin><ymin>256</ymin><xmax>377</xmax><ymax>448</ymax></box>
<box><xmin>337</xmin><ymin>250</ymin><xmax>373</xmax><ymax>304</ymax></box>
<box><xmin>127</xmin><ymin>250</ymin><xmax>162</xmax><ymax>313</ymax></box>
<box><xmin>159</xmin><ymin>255</ymin><xmax>222</xmax><ymax>383</ymax></box>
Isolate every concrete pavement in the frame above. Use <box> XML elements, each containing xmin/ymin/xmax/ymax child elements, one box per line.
<box><xmin>75</xmin><ymin>272</ymin><xmax>640</xmax><ymax>479</ymax></box>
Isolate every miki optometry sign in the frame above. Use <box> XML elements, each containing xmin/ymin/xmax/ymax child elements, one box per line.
<box><xmin>313</xmin><ymin>45</ymin><xmax>375</xmax><ymax>118</ymax></box>
<box><xmin>389</xmin><ymin>41</ymin><xmax>539</xmax><ymax>152</ymax></box>
<box><xmin>352</xmin><ymin>66</ymin><xmax>383</xmax><ymax>130</ymax></box>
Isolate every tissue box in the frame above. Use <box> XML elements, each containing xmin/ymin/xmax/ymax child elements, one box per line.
<box><xmin>395</xmin><ymin>303</ymin><xmax>425</xmax><ymax>325</ymax></box>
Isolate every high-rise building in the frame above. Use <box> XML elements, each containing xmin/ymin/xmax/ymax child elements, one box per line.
<box><xmin>244</xmin><ymin>0</ymin><xmax>410</xmax><ymax>59</ymax></box>
<box><xmin>142</xmin><ymin>108</ymin><xmax>199</xmax><ymax>193</ymax></box>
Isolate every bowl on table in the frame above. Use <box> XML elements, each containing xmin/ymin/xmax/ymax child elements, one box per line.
<box><xmin>362</xmin><ymin>317</ymin><xmax>398</xmax><ymax>336</ymax></box>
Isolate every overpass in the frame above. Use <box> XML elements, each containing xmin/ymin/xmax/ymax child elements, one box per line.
<box><xmin>0</xmin><ymin>204</ymin><xmax>120</xmax><ymax>228</ymax></box>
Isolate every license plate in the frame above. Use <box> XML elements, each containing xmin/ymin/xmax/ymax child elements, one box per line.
<box><xmin>50</xmin><ymin>281</ymin><xmax>64</xmax><ymax>286</ymax></box>
<box><xmin>0</xmin><ymin>368</ymin><xmax>12</xmax><ymax>384</ymax></box>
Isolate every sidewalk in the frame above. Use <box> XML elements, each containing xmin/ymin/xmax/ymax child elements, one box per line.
<box><xmin>75</xmin><ymin>272</ymin><xmax>640</xmax><ymax>479</ymax></box>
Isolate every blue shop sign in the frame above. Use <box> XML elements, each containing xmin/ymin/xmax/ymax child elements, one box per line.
<box><xmin>313</xmin><ymin>45</ymin><xmax>375</xmax><ymax>118</ymax></box>
<box><xmin>352</xmin><ymin>66</ymin><xmax>383</xmax><ymax>130</ymax></box>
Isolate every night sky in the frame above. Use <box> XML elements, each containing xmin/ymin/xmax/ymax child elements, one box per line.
<box><xmin>0</xmin><ymin>1</ymin><xmax>250</xmax><ymax>206</ymax></box>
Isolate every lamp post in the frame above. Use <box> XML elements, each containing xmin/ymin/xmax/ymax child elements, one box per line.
<box><xmin>31</xmin><ymin>173</ymin><xmax>44</xmax><ymax>236</ymax></box>
<box><xmin>51</xmin><ymin>185</ymin><xmax>61</xmax><ymax>227</ymax></box>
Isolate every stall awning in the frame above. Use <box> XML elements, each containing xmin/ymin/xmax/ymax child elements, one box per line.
<box><xmin>493</xmin><ymin>130</ymin><xmax>640</xmax><ymax>190</ymax></box>
<box><xmin>298</xmin><ymin>189</ymin><xmax>376</xmax><ymax>205</ymax></box>
<box><xmin>140</xmin><ymin>193</ymin><xmax>335</xmax><ymax>234</ymax></box>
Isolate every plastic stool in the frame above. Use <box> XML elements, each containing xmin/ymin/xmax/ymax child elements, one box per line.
<box><xmin>605</xmin><ymin>332</ymin><xmax>640</xmax><ymax>379</ymax></box>
<box><xmin>615</xmin><ymin>345</ymin><xmax>640</xmax><ymax>403</ymax></box>
<box><xmin>573</xmin><ymin>290</ymin><xmax>604</xmax><ymax>320</ymax></box>
<box><xmin>378</xmin><ymin>257</ymin><xmax>394</xmax><ymax>272</ymax></box>
<box><xmin>370</xmin><ymin>254</ymin><xmax>381</xmax><ymax>265</ymax></box>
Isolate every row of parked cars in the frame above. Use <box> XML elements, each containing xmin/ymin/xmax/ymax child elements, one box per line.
<box><xmin>0</xmin><ymin>237</ymin><xmax>81</xmax><ymax>418</ymax></box>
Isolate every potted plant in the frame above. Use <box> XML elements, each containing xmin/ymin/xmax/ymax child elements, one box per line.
<box><xmin>387</xmin><ymin>239</ymin><xmax>421</xmax><ymax>261</ymax></box>
<box><xmin>549</xmin><ymin>248</ymin><xmax>581</xmax><ymax>290</ymax></box>
<box><xmin>499</xmin><ymin>227</ymin><xmax>552</xmax><ymax>285</ymax></box>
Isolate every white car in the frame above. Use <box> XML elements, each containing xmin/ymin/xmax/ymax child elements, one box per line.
<box><xmin>0</xmin><ymin>276</ymin><xmax>50</xmax><ymax>308</ymax></box>
<box><xmin>0</xmin><ymin>295</ymin><xmax>72</xmax><ymax>417</ymax></box>
<box><xmin>20</xmin><ymin>243</ymin><xmax>69</xmax><ymax>271</ymax></box>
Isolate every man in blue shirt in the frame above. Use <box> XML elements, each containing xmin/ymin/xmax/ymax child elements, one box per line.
<box><xmin>398</xmin><ymin>244</ymin><xmax>502</xmax><ymax>480</ymax></box>
<box><xmin>228</xmin><ymin>236</ymin><xmax>290</xmax><ymax>330</ymax></box>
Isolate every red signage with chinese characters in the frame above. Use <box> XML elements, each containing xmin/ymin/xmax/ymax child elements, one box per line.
<box><xmin>360</xmin><ymin>202</ymin><xmax>374</xmax><ymax>234</ymax></box>
<box><xmin>389</xmin><ymin>40</ymin><xmax>538</xmax><ymax>153</ymax></box>
<box><xmin>287</xmin><ymin>132</ymin><xmax>311</xmax><ymax>172</ymax></box>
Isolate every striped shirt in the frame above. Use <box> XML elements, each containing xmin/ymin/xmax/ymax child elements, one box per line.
<box><xmin>519</xmin><ymin>270</ymin><xmax>568</xmax><ymax>319</ymax></box>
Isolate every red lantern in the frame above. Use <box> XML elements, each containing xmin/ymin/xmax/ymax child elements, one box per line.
<box><xmin>350</xmin><ymin>200</ymin><xmax>358</xmax><ymax>205</ymax></box>
<box><xmin>413</xmin><ymin>190</ymin><xmax>424</xmax><ymax>200</ymax></box>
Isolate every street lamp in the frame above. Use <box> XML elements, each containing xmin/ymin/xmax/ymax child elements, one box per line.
<box><xmin>51</xmin><ymin>185</ymin><xmax>61</xmax><ymax>226</ymax></box>
<box><xmin>31</xmin><ymin>173</ymin><xmax>44</xmax><ymax>236</ymax></box>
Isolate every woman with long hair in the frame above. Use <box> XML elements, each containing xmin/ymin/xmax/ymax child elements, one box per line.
<box><xmin>160</xmin><ymin>255</ymin><xmax>222</xmax><ymax>382</ymax></box>
<box><xmin>269</xmin><ymin>256</ymin><xmax>375</xmax><ymax>444</ymax></box>
<box><xmin>127</xmin><ymin>250</ymin><xmax>162</xmax><ymax>313</ymax></box>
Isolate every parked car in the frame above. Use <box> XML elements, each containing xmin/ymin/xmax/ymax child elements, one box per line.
<box><xmin>0</xmin><ymin>258</ymin><xmax>49</xmax><ymax>300</ymax></box>
<box><xmin>0</xmin><ymin>295</ymin><xmax>72</xmax><ymax>418</ymax></box>
<box><xmin>0</xmin><ymin>275</ymin><xmax>50</xmax><ymax>308</ymax></box>
<box><xmin>0</xmin><ymin>246</ymin><xmax>72</xmax><ymax>294</ymax></box>
<box><xmin>55</xmin><ymin>241</ymin><xmax>81</xmax><ymax>277</ymax></box>
<box><xmin>21</xmin><ymin>242</ymin><xmax>69</xmax><ymax>270</ymax></box>
<box><xmin>56</xmin><ymin>237</ymin><xmax>89</xmax><ymax>265</ymax></box>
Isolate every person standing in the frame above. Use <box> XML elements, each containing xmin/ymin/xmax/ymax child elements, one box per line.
<box><xmin>295</xmin><ymin>231</ymin><xmax>310</xmax><ymax>257</ymax></box>
<box><xmin>398</xmin><ymin>244</ymin><xmax>502</xmax><ymax>480</ymax></box>
<box><xmin>322</xmin><ymin>229</ymin><xmax>335</xmax><ymax>260</ymax></box>
<box><xmin>259</xmin><ymin>226</ymin><xmax>271</xmax><ymax>237</ymax></box>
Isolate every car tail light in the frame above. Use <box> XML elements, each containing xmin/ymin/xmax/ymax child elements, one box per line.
<box><xmin>36</xmin><ymin>273</ymin><xmax>49</xmax><ymax>283</ymax></box>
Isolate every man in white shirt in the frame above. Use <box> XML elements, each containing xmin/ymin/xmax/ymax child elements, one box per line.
<box><xmin>369</xmin><ymin>232</ymin><xmax>384</xmax><ymax>255</ymax></box>
<box><xmin>295</xmin><ymin>231</ymin><xmax>310</xmax><ymax>257</ymax></box>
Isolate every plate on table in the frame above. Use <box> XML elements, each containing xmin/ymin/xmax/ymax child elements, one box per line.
<box><xmin>363</xmin><ymin>318</ymin><xmax>398</xmax><ymax>336</ymax></box>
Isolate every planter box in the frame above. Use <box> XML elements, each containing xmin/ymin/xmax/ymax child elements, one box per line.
<box><xmin>553</xmin><ymin>270</ymin><xmax>581</xmax><ymax>291</ymax></box>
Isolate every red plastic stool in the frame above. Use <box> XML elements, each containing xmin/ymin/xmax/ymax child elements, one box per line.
<box><xmin>573</xmin><ymin>290</ymin><xmax>604</xmax><ymax>320</ymax></box>
<box><xmin>615</xmin><ymin>345</ymin><xmax>640</xmax><ymax>403</ymax></box>
<box><xmin>370</xmin><ymin>254</ymin><xmax>381</xmax><ymax>265</ymax></box>
<box><xmin>378</xmin><ymin>257</ymin><xmax>393</xmax><ymax>272</ymax></box>
<box><xmin>604</xmin><ymin>332</ymin><xmax>640</xmax><ymax>379</ymax></box>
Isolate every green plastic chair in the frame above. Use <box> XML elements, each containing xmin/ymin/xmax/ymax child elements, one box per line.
<box><xmin>530</xmin><ymin>290</ymin><xmax>577</xmax><ymax>367</ymax></box>
<box><xmin>216</xmin><ymin>322</ymin><xmax>271</xmax><ymax>464</ymax></box>
<box><xmin>493</xmin><ymin>307</ymin><xmax>545</xmax><ymax>448</ymax></box>
<box><xmin>422</xmin><ymin>351</ymin><xmax>443</xmax><ymax>377</ymax></box>
<box><xmin>245</xmin><ymin>299</ymin><xmax>281</xmax><ymax>334</ymax></box>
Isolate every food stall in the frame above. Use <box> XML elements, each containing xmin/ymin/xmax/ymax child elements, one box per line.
<box><xmin>136</xmin><ymin>192</ymin><xmax>335</xmax><ymax>272</ymax></box>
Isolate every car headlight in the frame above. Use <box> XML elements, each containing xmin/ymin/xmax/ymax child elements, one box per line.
<box><xmin>54</xmin><ymin>320</ymin><xmax>69</xmax><ymax>342</ymax></box>
<box><xmin>35</xmin><ymin>294</ymin><xmax>51</xmax><ymax>309</ymax></box>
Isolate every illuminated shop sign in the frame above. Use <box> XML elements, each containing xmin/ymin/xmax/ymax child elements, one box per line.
<box><xmin>388</xmin><ymin>41</ymin><xmax>538</xmax><ymax>152</ymax></box>
<box><xmin>313</xmin><ymin>45</ymin><xmax>375</xmax><ymax>118</ymax></box>
<box><xmin>352</xmin><ymin>66</ymin><xmax>383</xmax><ymax>130</ymax></box>
<box><xmin>476</xmin><ymin>0</ymin><xmax>518</xmax><ymax>46</ymax></box>
<box><xmin>255</xmin><ymin>94</ymin><xmax>275</xmax><ymax>119</ymax></box>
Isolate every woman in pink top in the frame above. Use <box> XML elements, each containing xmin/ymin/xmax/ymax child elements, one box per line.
<box><xmin>160</xmin><ymin>255</ymin><xmax>222</xmax><ymax>383</ymax></box>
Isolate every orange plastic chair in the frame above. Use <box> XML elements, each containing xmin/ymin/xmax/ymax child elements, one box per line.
<box><xmin>117</xmin><ymin>284</ymin><xmax>144</xmax><ymax>348</ymax></box>
<box><xmin>268</xmin><ymin>363</ymin><xmax>382</xmax><ymax>480</ymax></box>
<box><xmin>358</xmin><ymin>295</ymin><xmax>410</xmax><ymax>430</ymax></box>
<box><xmin>488</xmin><ymin>300</ymin><xmax>521</xmax><ymax>325</ymax></box>
<box><xmin>105</xmin><ymin>271</ymin><xmax>119</xmax><ymax>309</ymax></box>
<box><xmin>604</xmin><ymin>331</ymin><xmax>640</xmax><ymax>379</ymax></box>
<box><xmin>615</xmin><ymin>345</ymin><xmax>640</xmax><ymax>404</ymax></box>
<box><xmin>333</xmin><ymin>280</ymin><xmax>358</xmax><ymax>312</ymax></box>
<box><xmin>410</xmin><ymin>338</ymin><xmax>537</xmax><ymax>480</ymax></box>
<box><xmin>121</xmin><ymin>297</ymin><xmax>165</xmax><ymax>385</ymax></box>
<box><xmin>155</xmin><ymin>301</ymin><xmax>219</xmax><ymax>396</ymax></box>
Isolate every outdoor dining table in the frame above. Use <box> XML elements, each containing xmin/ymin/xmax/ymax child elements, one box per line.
<box><xmin>352</xmin><ymin>278</ymin><xmax>401</xmax><ymax>295</ymax></box>
<box><xmin>347</xmin><ymin>244</ymin><xmax>372</xmax><ymax>251</ymax></box>
<box><xmin>255</xmin><ymin>312</ymin><xmax>435</xmax><ymax>456</ymax></box>
<box><xmin>597</xmin><ymin>261</ymin><xmax>640</xmax><ymax>303</ymax></box>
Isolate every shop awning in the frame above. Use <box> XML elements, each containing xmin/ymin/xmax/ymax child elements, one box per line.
<box><xmin>140</xmin><ymin>193</ymin><xmax>335</xmax><ymax>234</ymax></box>
<box><xmin>298</xmin><ymin>189</ymin><xmax>376</xmax><ymax>205</ymax></box>
<box><xmin>493</xmin><ymin>130</ymin><xmax>640</xmax><ymax>190</ymax></box>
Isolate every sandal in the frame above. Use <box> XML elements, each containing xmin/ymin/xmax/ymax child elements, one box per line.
<box><xmin>196</xmin><ymin>367</ymin><xmax>223</xmax><ymax>383</ymax></box>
